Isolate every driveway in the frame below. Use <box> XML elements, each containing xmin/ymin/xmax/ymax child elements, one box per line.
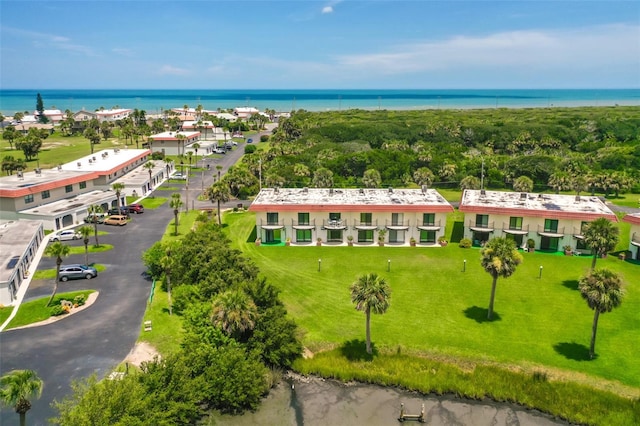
<box><xmin>0</xmin><ymin>136</ymin><xmax>265</xmax><ymax>425</ymax></box>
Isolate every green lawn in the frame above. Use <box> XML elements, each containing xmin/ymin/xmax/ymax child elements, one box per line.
<box><xmin>3</xmin><ymin>290</ymin><xmax>96</xmax><ymax>329</ymax></box>
<box><xmin>225</xmin><ymin>211</ymin><xmax>640</xmax><ymax>392</ymax></box>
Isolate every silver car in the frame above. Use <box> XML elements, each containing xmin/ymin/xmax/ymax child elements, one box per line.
<box><xmin>59</xmin><ymin>264</ymin><xmax>98</xmax><ymax>281</ymax></box>
<box><xmin>50</xmin><ymin>230</ymin><xmax>81</xmax><ymax>242</ymax></box>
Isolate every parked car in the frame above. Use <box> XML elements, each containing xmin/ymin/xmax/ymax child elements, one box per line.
<box><xmin>212</xmin><ymin>148</ymin><xmax>226</xmax><ymax>154</ymax></box>
<box><xmin>104</xmin><ymin>215</ymin><xmax>128</xmax><ymax>226</ymax></box>
<box><xmin>172</xmin><ymin>172</ymin><xmax>187</xmax><ymax>180</ymax></box>
<box><xmin>50</xmin><ymin>230</ymin><xmax>81</xmax><ymax>242</ymax></box>
<box><xmin>84</xmin><ymin>213</ymin><xmax>107</xmax><ymax>224</ymax></box>
<box><xmin>126</xmin><ymin>203</ymin><xmax>144</xmax><ymax>214</ymax></box>
<box><xmin>108</xmin><ymin>207</ymin><xmax>130</xmax><ymax>217</ymax></box>
<box><xmin>59</xmin><ymin>264</ymin><xmax>98</xmax><ymax>281</ymax></box>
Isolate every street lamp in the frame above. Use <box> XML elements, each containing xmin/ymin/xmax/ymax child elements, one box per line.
<box><xmin>539</xmin><ymin>265</ymin><xmax>543</xmax><ymax>279</ymax></box>
<box><xmin>463</xmin><ymin>259</ymin><xmax>467</xmax><ymax>272</ymax></box>
<box><xmin>387</xmin><ymin>259</ymin><xmax>391</xmax><ymax>272</ymax></box>
<box><xmin>318</xmin><ymin>258</ymin><xmax>321</xmax><ymax>272</ymax></box>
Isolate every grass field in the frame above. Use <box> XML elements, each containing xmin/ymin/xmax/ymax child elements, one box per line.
<box><xmin>2</xmin><ymin>290</ymin><xmax>95</xmax><ymax>329</ymax></box>
<box><xmin>225</xmin><ymin>211</ymin><xmax>640</xmax><ymax>393</ymax></box>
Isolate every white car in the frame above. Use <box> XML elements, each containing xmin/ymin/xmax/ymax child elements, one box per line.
<box><xmin>50</xmin><ymin>230</ymin><xmax>81</xmax><ymax>242</ymax></box>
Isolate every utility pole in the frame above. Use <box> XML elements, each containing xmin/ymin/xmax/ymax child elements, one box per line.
<box><xmin>481</xmin><ymin>157</ymin><xmax>485</xmax><ymax>190</ymax></box>
<box><xmin>259</xmin><ymin>158</ymin><xmax>262</xmax><ymax>190</ymax></box>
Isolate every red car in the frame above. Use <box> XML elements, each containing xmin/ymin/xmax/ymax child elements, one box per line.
<box><xmin>126</xmin><ymin>203</ymin><xmax>144</xmax><ymax>214</ymax></box>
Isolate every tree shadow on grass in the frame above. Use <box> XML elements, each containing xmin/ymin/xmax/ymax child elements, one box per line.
<box><xmin>340</xmin><ymin>339</ymin><xmax>378</xmax><ymax>361</ymax></box>
<box><xmin>463</xmin><ymin>306</ymin><xmax>501</xmax><ymax>323</ymax></box>
<box><xmin>553</xmin><ymin>342</ymin><xmax>594</xmax><ymax>361</ymax></box>
<box><xmin>561</xmin><ymin>280</ymin><xmax>579</xmax><ymax>291</ymax></box>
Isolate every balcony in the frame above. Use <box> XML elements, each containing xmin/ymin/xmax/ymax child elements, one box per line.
<box><xmin>468</xmin><ymin>220</ymin><xmax>494</xmax><ymax>232</ymax></box>
<box><xmin>323</xmin><ymin>219</ymin><xmax>347</xmax><ymax>230</ymax></box>
<box><xmin>502</xmin><ymin>223</ymin><xmax>529</xmax><ymax>235</ymax></box>
<box><xmin>386</xmin><ymin>220</ymin><xmax>410</xmax><ymax>230</ymax></box>
<box><xmin>260</xmin><ymin>219</ymin><xmax>284</xmax><ymax>230</ymax></box>
<box><xmin>632</xmin><ymin>232</ymin><xmax>640</xmax><ymax>248</ymax></box>
<box><xmin>353</xmin><ymin>219</ymin><xmax>378</xmax><ymax>230</ymax></box>
<box><xmin>292</xmin><ymin>218</ymin><xmax>316</xmax><ymax>230</ymax></box>
<box><xmin>537</xmin><ymin>224</ymin><xmax>565</xmax><ymax>237</ymax></box>
<box><xmin>572</xmin><ymin>226</ymin><xmax>585</xmax><ymax>240</ymax></box>
<box><xmin>417</xmin><ymin>219</ymin><xmax>441</xmax><ymax>231</ymax></box>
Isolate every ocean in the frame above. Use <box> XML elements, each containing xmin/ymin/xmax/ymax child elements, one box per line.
<box><xmin>1</xmin><ymin>89</ymin><xmax>638</xmax><ymax>115</ymax></box>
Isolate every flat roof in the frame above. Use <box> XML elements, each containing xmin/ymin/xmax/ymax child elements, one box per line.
<box><xmin>61</xmin><ymin>148</ymin><xmax>150</xmax><ymax>173</ymax></box>
<box><xmin>0</xmin><ymin>220</ymin><xmax>43</xmax><ymax>282</ymax></box>
<box><xmin>150</xmin><ymin>131</ymin><xmax>200</xmax><ymax>141</ymax></box>
<box><xmin>459</xmin><ymin>190</ymin><xmax>617</xmax><ymax>221</ymax></box>
<box><xmin>623</xmin><ymin>213</ymin><xmax>640</xmax><ymax>226</ymax></box>
<box><xmin>250</xmin><ymin>188</ymin><xmax>454</xmax><ymax>213</ymax></box>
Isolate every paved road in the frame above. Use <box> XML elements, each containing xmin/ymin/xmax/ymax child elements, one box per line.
<box><xmin>0</xmin><ymin>139</ymin><xmax>253</xmax><ymax>425</ymax></box>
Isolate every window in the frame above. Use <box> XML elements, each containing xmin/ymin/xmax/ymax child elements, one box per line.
<box><xmin>296</xmin><ymin>229</ymin><xmax>312</xmax><ymax>242</ymax></box>
<box><xmin>329</xmin><ymin>212</ymin><xmax>341</xmax><ymax>221</ymax></box>
<box><xmin>79</xmin><ymin>181</ymin><xmax>87</xmax><ymax>189</ymax></box>
<box><xmin>298</xmin><ymin>212</ymin><xmax>309</xmax><ymax>225</ymax></box>
<box><xmin>360</xmin><ymin>213</ymin><xmax>372</xmax><ymax>225</ymax></box>
<box><xmin>42</xmin><ymin>190</ymin><xmax>50</xmax><ymax>200</ymax></box>
<box><xmin>24</xmin><ymin>194</ymin><xmax>34</xmax><ymax>204</ymax></box>
<box><xmin>358</xmin><ymin>229</ymin><xmax>374</xmax><ymax>243</ymax></box>
<box><xmin>423</xmin><ymin>213</ymin><xmax>435</xmax><ymax>226</ymax></box>
<box><xmin>65</xmin><ymin>184</ymin><xmax>73</xmax><ymax>193</ymax></box>
<box><xmin>509</xmin><ymin>217</ymin><xmax>523</xmax><ymax>230</ymax></box>
<box><xmin>544</xmin><ymin>219</ymin><xmax>558</xmax><ymax>233</ymax></box>
<box><xmin>389</xmin><ymin>229</ymin><xmax>404</xmax><ymax>243</ymax></box>
<box><xmin>476</xmin><ymin>214</ymin><xmax>489</xmax><ymax>227</ymax></box>
<box><xmin>420</xmin><ymin>230</ymin><xmax>436</xmax><ymax>243</ymax></box>
<box><xmin>327</xmin><ymin>229</ymin><xmax>343</xmax><ymax>242</ymax></box>
<box><xmin>392</xmin><ymin>213</ymin><xmax>403</xmax><ymax>226</ymax></box>
<box><xmin>266</xmin><ymin>212</ymin><xmax>279</xmax><ymax>225</ymax></box>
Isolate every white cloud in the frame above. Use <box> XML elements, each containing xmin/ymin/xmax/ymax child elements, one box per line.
<box><xmin>2</xmin><ymin>26</ymin><xmax>96</xmax><ymax>56</ymax></box>
<box><xmin>112</xmin><ymin>48</ymin><xmax>134</xmax><ymax>57</ymax></box>
<box><xmin>158</xmin><ymin>65</ymin><xmax>190</xmax><ymax>76</ymax></box>
<box><xmin>322</xmin><ymin>6</ymin><xmax>333</xmax><ymax>14</ymax></box>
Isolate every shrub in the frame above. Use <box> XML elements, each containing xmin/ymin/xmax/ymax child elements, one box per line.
<box><xmin>73</xmin><ymin>294</ymin><xmax>86</xmax><ymax>306</ymax></box>
<box><xmin>459</xmin><ymin>238</ymin><xmax>472</xmax><ymax>248</ymax></box>
<box><xmin>151</xmin><ymin>151</ymin><xmax>165</xmax><ymax>160</ymax></box>
<box><xmin>51</xmin><ymin>305</ymin><xmax>68</xmax><ymax>316</ymax></box>
<box><xmin>244</xmin><ymin>145</ymin><xmax>257</xmax><ymax>154</ymax></box>
<box><xmin>260</xmin><ymin>135</ymin><xmax>269</xmax><ymax>142</ymax></box>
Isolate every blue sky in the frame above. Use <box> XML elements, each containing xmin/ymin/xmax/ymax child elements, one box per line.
<box><xmin>1</xmin><ymin>1</ymin><xmax>639</xmax><ymax>89</ymax></box>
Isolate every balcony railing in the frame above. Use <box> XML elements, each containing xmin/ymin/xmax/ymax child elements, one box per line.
<box><xmin>260</xmin><ymin>219</ymin><xmax>284</xmax><ymax>228</ymax></box>
<box><xmin>468</xmin><ymin>220</ymin><xmax>494</xmax><ymax>230</ymax></box>
<box><xmin>632</xmin><ymin>232</ymin><xmax>640</xmax><ymax>243</ymax></box>
<box><xmin>386</xmin><ymin>220</ymin><xmax>410</xmax><ymax>229</ymax></box>
<box><xmin>502</xmin><ymin>223</ymin><xmax>529</xmax><ymax>232</ymax></box>
<box><xmin>353</xmin><ymin>219</ymin><xmax>378</xmax><ymax>229</ymax></box>
<box><xmin>420</xmin><ymin>219</ymin><xmax>441</xmax><ymax>227</ymax></box>
<box><xmin>537</xmin><ymin>225</ymin><xmax>565</xmax><ymax>235</ymax></box>
<box><xmin>291</xmin><ymin>218</ymin><xmax>316</xmax><ymax>228</ymax></box>
<box><xmin>573</xmin><ymin>226</ymin><xmax>585</xmax><ymax>237</ymax></box>
<box><xmin>323</xmin><ymin>219</ymin><xmax>347</xmax><ymax>229</ymax></box>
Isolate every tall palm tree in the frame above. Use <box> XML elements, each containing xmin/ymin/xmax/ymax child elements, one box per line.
<box><xmin>192</xmin><ymin>142</ymin><xmax>200</xmax><ymax>166</ymax></box>
<box><xmin>160</xmin><ymin>243</ymin><xmax>178</xmax><ymax>316</ymax></box>
<box><xmin>350</xmin><ymin>273</ymin><xmax>391</xmax><ymax>354</ymax></box>
<box><xmin>164</xmin><ymin>158</ymin><xmax>174</xmax><ymax>177</ymax></box>
<box><xmin>210</xmin><ymin>289</ymin><xmax>258</xmax><ymax>341</ymax></box>
<box><xmin>143</xmin><ymin>161</ymin><xmax>156</xmax><ymax>189</ymax></box>
<box><xmin>513</xmin><ymin>176</ymin><xmax>534</xmax><ymax>193</ymax></box>
<box><xmin>480</xmin><ymin>237</ymin><xmax>523</xmax><ymax>320</ymax></box>
<box><xmin>579</xmin><ymin>268</ymin><xmax>625</xmax><ymax>359</ymax></box>
<box><xmin>176</xmin><ymin>133</ymin><xmax>186</xmax><ymax>157</ymax></box>
<box><xmin>205</xmin><ymin>181</ymin><xmax>231</xmax><ymax>225</ymax></box>
<box><xmin>362</xmin><ymin>169</ymin><xmax>382</xmax><ymax>188</ymax></box>
<box><xmin>78</xmin><ymin>225</ymin><xmax>93</xmax><ymax>266</ymax></box>
<box><xmin>44</xmin><ymin>241</ymin><xmax>70</xmax><ymax>306</ymax></box>
<box><xmin>111</xmin><ymin>182</ymin><xmax>125</xmax><ymax>212</ymax></box>
<box><xmin>87</xmin><ymin>204</ymin><xmax>103</xmax><ymax>247</ymax></box>
<box><xmin>0</xmin><ymin>369</ymin><xmax>43</xmax><ymax>426</ymax></box>
<box><xmin>169</xmin><ymin>193</ymin><xmax>183</xmax><ymax>236</ymax></box>
<box><xmin>582</xmin><ymin>218</ymin><xmax>619</xmax><ymax>270</ymax></box>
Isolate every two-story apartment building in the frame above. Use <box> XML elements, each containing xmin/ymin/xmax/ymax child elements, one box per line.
<box><xmin>95</xmin><ymin>108</ymin><xmax>133</xmax><ymax>122</ymax></box>
<box><xmin>459</xmin><ymin>190</ymin><xmax>617</xmax><ymax>252</ymax></box>
<box><xmin>148</xmin><ymin>131</ymin><xmax>201</xmax><ymax>156</ymax></box>
<box><xmin>249</xmin><ymin>187</ymin><xmax>454</xmax><ymax>246</ymax></box>
<box><xmin>623</xmin><ymin>213</ymin><xmax>640</xmax><ymax>260</ymax></box>
<box><xmin>0</xmin><ymin>148</ymin><xmax>152</xmax><ymax>229</ymax></box>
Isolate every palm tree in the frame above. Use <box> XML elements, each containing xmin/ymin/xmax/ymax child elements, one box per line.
<box><xmin>312</xmin><ymin>167</ymin><xmax>334</xmax><ymax>188</ymax></box>
<box><xmin>579</xmin><ymin>268</ymin><xmax>625</xmax><ymax>359</ymax></box>
<box><xmin>413</xmin><ymin>167</ymin><xmax>435</xmax><ymax>188</ymax></box>
<box><xmin>111</xmin><ymin>182</ymin><xmax>125</xmax><ymax>212</ymax></box>
<box><xmin>143</xmin><ymin>161</ymin><xmax>156</xmax><ymax>189</ymax></box>
<box><xmin>460</xmin><ymin>175</ymin><xmax>481</xmax><ymax>190</ymax></box>
<box><xmin>164</xmin><ymin>158</ymin><xmax>174</xmax><ymax>177</ymax></box>
<box><xmin>350</xmin><ymin>273</ymin><xmax>391</xmax><ymax>354</ymax></box>
<box><xmin>210</xmin><ymin>289</ymin><xmax>258</xmax><ymax>341</ymax></box>
<box><xmin>582</xmin><ymin>218</ymin><xmax>619</xmax><ymax>270</ymax></box>
<box><xmin>480</xmin><ymin>237</ymin><xmax>523</xmax><ymax>320</ymax></box>
<box><xmin>0</xmin><ymin>369</ymin><xmax>43</xmax><ymax>426</ymax></box>
<box><xmin>205</xmin><ymin>181</ymin><xmax>231</xmax><ymax>225</ymax></box>
<box><xmin>87</xmin><ymin>204</ymin><xmax>103</xmax><ymax>247</ymax></box>
<box><xmin>78</xmin><ymin>225</ymin><xmax>93</xmax><ymax>266</ymax></box>
<box><xmin>192</xmin><ymin>142</ymin><xmax>200</xmax><ymax>166</ymax></box>
<box><xmin>44</xmin><ymin>241</ymin><xmax>70</xmax><ymax>306</ymax></box>
<box><xmin>362</xmin><ymin>169</ymin><xmax>382</xmax><ymax>188</ymax></box>
<box><xmin>169</xmin><ymin>193</ymin><xmax>183</xmax><ymax>236</ymax></box>
<box><xmin>513</xmin><ymin>176</ymin><xmax>534</xmax><ymax>193</ymax></box>
<box><xmin>160</xmin><ymin>243</ymin><xmax>177</xmax><ymax>316</ymax></box>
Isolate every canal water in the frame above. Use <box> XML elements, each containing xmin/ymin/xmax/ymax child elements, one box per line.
<box><xmin>209</xmin><ymin>373</ymin><xmax>569</xmax><ymax>426</ymax></box>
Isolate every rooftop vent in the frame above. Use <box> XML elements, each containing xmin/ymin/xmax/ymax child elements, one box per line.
<box><xmin>575</xmin><ymin>195</ymin><xmax>581</xmax><ymax>201</ymax></box>
<box><xmin>359</xmin><ymin>188</ymin><xmax>364</xmax><ymax>194</ymax></box>
<box><xmin>480</xmin><ymin>189</ymin><xmax>486</xmax><ymax>196</ymax></box>
<box><xmin>57</xmin><ymin>165</ymin><xmax>62</xmax><ymax>171</ymax></box>
<box><xmin>88</xmin><ymin>159</ymin><xmax>93</xmax><ymax>164</ymax></box>
<box><xmin>35</xmin><ymin>168</ymin><xmax>41</xmax><ymax>176</ymax></box>
<box><xmin>17</xmin><ymin>171</ymin><xmax>24</xmax><ymax>180</ymax></box>
<box><xmin>388</xmin><ymin>187</ymin><xmax>393</xmax><ymax>193</ymax></box>
<box><xmin>92</xmin><ymin>156</ymin><xmax>96</xmax><ymax>161</ymax></box>
<box><xmin>520</xmin><ymin>192</ymin><xmax>527</xmax><ymax>199</ymax></box>
<box><xmin>421</xmin><ymin>185</ymin><xmax>427</xmax><ymax>193</ymax></box>
<box><xmin>77</xmin><ymin>162</ymin><xmax>82</xmax><ymax>168</ymax></box>
<box><xmin>303</xmin><ymin>187</ymin><xmax>308</xmax><ymax>193</ymax></box>
<box><xmin>329</xmin><ymin>188</ymin><xmax>334</xmax><ymax>195</ymax></box>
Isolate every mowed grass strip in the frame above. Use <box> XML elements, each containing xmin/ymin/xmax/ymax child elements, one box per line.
<box><xmin>225</xmin><ymin>211</ymin><xmax>640</xmax><ymax>390</ymax></box>
<box><xmin>4</xmin><ymin>290</ymin><xmax>96</xmax><ymax>329</ymax></box>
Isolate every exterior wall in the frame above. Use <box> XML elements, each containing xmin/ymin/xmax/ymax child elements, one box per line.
<box><xmin>629</xmin><ymin>223</ymin><xmax>640</xmax><ymax>260</ymax></box>
<box><xmin>12</xmin><ymin>179</ymin><xmax>97</xmax><ymax>212</ymax></box>
<box><xmin>461</xmin><ymin>212</ymin><xmax>594</xmax><ymax>251</ymax></box>
<box><xmin>256</xmin><ymin>210</ymin><xmax>448</xmax><ymax>245</ymax></box>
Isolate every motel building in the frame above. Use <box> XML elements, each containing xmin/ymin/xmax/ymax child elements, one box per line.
<box><xmin>458</xmin><ymin>189</ymin><xmax>617</xmax><ymax>252</ymax></box>
<box><xmin>249</xmin><ymin>187</ymin><xmax>454</xmax><ymax>246</ymax></box>
<box><xmin>148</xmin><ymin>131</ymin><xmax>201</xmax><ymax>156</ymax></box>
<box><xmin>623</xmin><ymin>213</ymin><xmax>640</xmax><ymax>260</ymax></box>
